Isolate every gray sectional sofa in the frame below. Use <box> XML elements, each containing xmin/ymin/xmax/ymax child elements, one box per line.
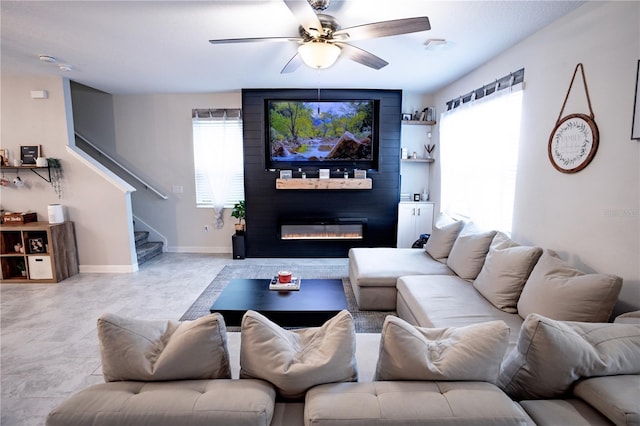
<box><xmin>47</xmin><ymin>215</ymin><xmax>639</xmax><ymax>425</ymax></box>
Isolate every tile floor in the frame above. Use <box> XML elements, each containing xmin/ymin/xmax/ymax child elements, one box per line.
<box><xmin>0</xmin><ymin>253</ymin><xmax>348</xmax><ymax>426</ymax></box>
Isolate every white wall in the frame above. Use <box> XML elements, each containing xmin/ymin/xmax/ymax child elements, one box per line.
<box><xmin>0</xmin><ymin>76</ymin><xmax>137</xmax><ymax>271</ymax></box>
<box><xmin>431</xmin><ymin>1</ymin><xmax>640</xmax><ymax>313</ymax></box>
<box><xmin>112</xmin><ymin>92</ymin><xmax>242</xmax><ymax>253</ymax></box>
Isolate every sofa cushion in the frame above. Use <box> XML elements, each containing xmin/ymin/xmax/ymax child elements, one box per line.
<box><xmin>574</xmin><ymin>375</ymin><xmax>640</xmax><ymax>425</ymax></box>
<box><xmin>396</xmin><ymin>275</ymin><xmax>525</xmax><ymax>349</ymax></box>
<box><xmin>239</xmin><ymin>310</ymin><xmax>357</xmax><ymax>400</ymax></box>
<box><xmin>305</xmin><ymin>381</ymin><xmax>533</xmax><ymax>425</ymax></box>
<box><xmin>97</xmin><ymin>312</ymin><xmax>231</xmax><ymax>382</ymax></box>
<box><xmin>519</xmin><ymin>399</ymin><xmax>613</xmax><ymax>426</ymax></box>
<box><xmin>374</xmin><ymin>315</ymin><xmax>509</xmax><ymax>383</ymax></box>
<box><xmin>46</xmin><ymin>379</ymin><xmax>276</xmax><ymax>426</ymax></box>
<box><xmin>348</xmin><ymin>247</ymin><xmax>453</xmax><ymax>288</ymax></box>
<box><xmin>517</xmin><ymin>250</ymin><xmax>622</xmax><ymax>322</ymax></box>
<box><xmin>473</xmin><ymin>232</ymin><xmax>543</xmax><ymax>313</ymax></box>
<box><xmin>446</xmin><ymin>224</ymin><xmax>496</xmax><ymax>280</ymax></box>
<box><xmin>497</xmin><ymin>313</ymin><xmax>640</xmax><ymax>400</ymax></box>
<box><xmin>424</xmin><ymin>214</ymin><xmax>464</xmax><ymax>261</ymax></box>
<box><xmin>615</xmin><ymin>310</ymin><xmax>640</xmax><ymax>324</ymax></box>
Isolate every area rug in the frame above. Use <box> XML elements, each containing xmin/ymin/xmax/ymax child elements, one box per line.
<box><xmin>180</xmin><ymin>264</ymin><xmax>395</xmax><ymax>333</ymax></box>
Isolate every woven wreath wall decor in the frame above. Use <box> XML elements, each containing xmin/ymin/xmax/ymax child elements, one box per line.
<box><xmin>548</xmin><ymin>63</ymin><xmax>599</xmax><ymax>174</ymax></box>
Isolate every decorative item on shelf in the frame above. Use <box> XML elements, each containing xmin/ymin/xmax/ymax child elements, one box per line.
<box><xmin>36</xmin><ymin>156</ymin><xmax>48</xmax><ymax>167</ymax></box>
<box><xmin>2</xmin><ymin>211</ymin><xmax>37</xmax><ymax>225</ymax></box>
<box><xmin>279</xmin><ymin>170</ymin><xmax>292</xmax><ymax>179</ymax></box>
<box><xmin>319</xmin><ymin>169</ymin><xmax>330</xmax><ymax>179</ymax></box>
<box><xmin>413</xmin><ymin>193</ymin><xmax>421</xmax><ymax>202</ymax></box>
<box><xmin>548</xmin><ymin>63</ymin><xmax>599</xmax><ymax>174</ymax></box>
<box><xmin>412</xmin><ymin>152</ymin><xmax>417</xmax><ymax>159</ymax></box>
<box><xmin>0</xmin><ymin>148</ymin><xmax>8</xmax><ymax>166</ymax></box>
<box><xmin>425</xmin><ymin>144</ymin><xmax>436</xmax><ymax>159</ymax></box>
<box><xmin>231</xmin><ymin>200</ymin><xmax>246</xmax><ymax>235</ymax></box>
<box><xmin>401</xmin><ymin>113</ymin><xmax>412</xmax><ymax>121</ymax></box>
<box><xmin>20</xmin><ymin>145</ymin><xmax>40</xmax><ymax>165</ymax></box>
<box><xmin>421</xmin><ymin>189</ymin><xmax>429</xmax><ymax>201</ymax></box>
<box><xmin>401</xmin><ymin>148</ymin><xmax>408</xmax><ymax>159</ymax></box>
<box><xmin>48</xmin><ymin>204</ymin><xmax>65</xmax><ymax>224</ymax></box>
<box><xmin>16</xmin><ymin>261</ymin><xmax>27</xmax><ymax>277</ymax></box>
<box><xmin>14</xmin><ymin>242</ymin><xmax>24</xmax><ymax>253</ymax></box>
<box><xmin>12</xmin><ymin>159</ymin><xmax>22</xmax><ymax>167</ymax></box>
<box><xmin>48</xmin><ymin>158</ymin><xmax>63</xmax><ymax>198</ymax></box>
<box><xmin>354</xmin><ymin>169</ymin><xmax>366</xmax><ymax>179</ymax></box>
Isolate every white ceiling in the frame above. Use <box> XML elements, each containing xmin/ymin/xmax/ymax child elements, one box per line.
<box><xmin>1</xmin><ymin>0</ymin><xmax>585</xmax><ymax>95</ymax></box>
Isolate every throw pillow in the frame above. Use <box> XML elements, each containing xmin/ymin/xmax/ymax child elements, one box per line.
<box><xmin>517</xmin><ymin>250</ymin><xmax>622</xmax><ymax>322</ymax></box>
<box><xmin>239</xmin><ymin>309</ymin><xmax>357</xmax><ymax>400</ymax></box>
<box><xmin>446</xmin><ymin>223</ymin><xmax>496</xmax><ymax>280</ymax></box>
<box><xmin>98</xmin><ymin>312</ymin><xmax>231</xmax><ymax>382</ymax></box>
<box><xmin>374</xmin><ymin>315</ymin><xmax>509</xmax><ymax>383</ymax></box>
<box><xmin>473</xmin><ymin>232</ymin><xmax>543</xmax><ymax>313</ymax></box>
<box><xmin>497</xmin><ymin>313</ymin><xmax>640</xmax><ymax>400</ymax></box>
<box><xmin>424</xmin><ymin>214</ymin><xmax>464</xmax><ymax>261</ymax></box>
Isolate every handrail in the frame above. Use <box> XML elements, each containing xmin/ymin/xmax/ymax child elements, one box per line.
<box><xmin>74</xmin><ymin>132</ymin><xmax>168</xmax><ymax>200</ymax></box>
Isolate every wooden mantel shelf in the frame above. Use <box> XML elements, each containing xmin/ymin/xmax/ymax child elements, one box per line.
<box><xmin>276</xmin><ymin>178</ymin><xmax>372</xmax><ymax>190</ymax></box>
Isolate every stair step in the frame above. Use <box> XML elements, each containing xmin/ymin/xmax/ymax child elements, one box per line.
<box><xmin>134</xmin><ymin>231</ymin><xmax>149</xmax><ymax>247</ymax></box>
<box><xmin>136</xmin><ymin>241</ymin><xmax>163</xmax><ymax>265</ymax></box>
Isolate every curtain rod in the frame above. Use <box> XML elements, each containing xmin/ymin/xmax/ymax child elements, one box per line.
<box><xmin>446</xmin><ymin>68</ymin><xmax>525</xmax><ymax>111</ymax></box>
<box><xmin>192</xmin><ymin>108</ymin><xmax>242</xmax><ymax>119</ymax></box>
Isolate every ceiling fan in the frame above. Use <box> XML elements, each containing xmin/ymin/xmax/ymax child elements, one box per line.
<box><xmin>208</xmin><ymin>0</ymin><xmax>430</xmax><ymax>73</ymax></box>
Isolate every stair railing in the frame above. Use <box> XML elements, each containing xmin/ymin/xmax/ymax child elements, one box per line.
<box><xmin>74</xmin><ymin>132</ymin><xmax>168</xmax><ymax>200</ymax></box>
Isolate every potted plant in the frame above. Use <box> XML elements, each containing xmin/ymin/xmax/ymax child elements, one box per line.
<box><xmin>16</xmin><ymin>261</ymin><xmax>27</xmax><ymax>277</ymax></box>
<box><xmin>231</xmin><ymin>200</ymin><xmax>246</xmax><ymax>235</ymax></box>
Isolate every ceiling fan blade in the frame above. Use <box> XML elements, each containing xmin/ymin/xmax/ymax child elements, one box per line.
<box><xmin>333</xmin><ymin>17</ymin><xmax>430</xmax><ymax>41</ymax></box>
<box><xmin>336</xmin><ymin>43</ymin><xmax>388</xmax><ymax>70</ymax></box>
<box><xmin>283</xmin><ymin>0</ymin><xmax>323</xmax><ymax>35</ymax></box>
<box><xmin>209</xmin><ymin>36</ymin><xmax>301</xmax><ymax>44</ymax></box>
<box><xmin>281</xmin><ymin>53</ymin><xmax>304</xmax><ymax>74</ymax></box>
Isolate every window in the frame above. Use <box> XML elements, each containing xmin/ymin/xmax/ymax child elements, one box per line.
<box><xmin>440</xmin><ymin>87</ymin><xmax>523</xmax><ymax>232</ymax></box>
<box><xmin>192</xmin><ymin>109</ymin><xmax>244</xmax><ymax>214</ymax></box>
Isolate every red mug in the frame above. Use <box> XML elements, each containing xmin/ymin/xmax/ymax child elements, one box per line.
<box><xmin>278</xmin><ymin>271</ymin><xmax>292</xmax><ymax>283</ymax></box>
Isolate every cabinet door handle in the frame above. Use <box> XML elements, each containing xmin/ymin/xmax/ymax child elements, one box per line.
<box><xmin>417</xmin><ymin>208</ymin><xmax>421</xmax><ymax>215</ymax></box>
<box><xmin>412</xmin><ymin>208</ymin><xmax>416</xmax><ymax>215</ymax></box>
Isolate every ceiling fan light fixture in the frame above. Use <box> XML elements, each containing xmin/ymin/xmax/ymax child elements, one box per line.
<box><xmin>298</xmin><ymin>41</ymin><xmax>341</xmax><ymax>69</ymax></box>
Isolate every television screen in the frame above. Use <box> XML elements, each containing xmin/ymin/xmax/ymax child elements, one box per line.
<box><xmin>266</xmin><ymin>100</ymin><xmax>377</xmax><ymax>169</ymax></box>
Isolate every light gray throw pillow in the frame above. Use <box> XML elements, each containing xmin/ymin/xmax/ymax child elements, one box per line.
<box><xmin>446</xmin><ymin>223</ymin><xmax>496</xmax><ymax>280</ymax></box>
<box><xmin>374</xmin><ymin>315</ymin><xmax>509</xmax><ymax>383</ymax></box>
<box><xmin>424</xmin><ymin>214</ymin><xmax>464</xmax><ymax>261</ymax></box>
<box><xmin>517</xmin><ymin>250</ymin><xmax>622</xmax><ymax>322</ymax></box>
<box><xmin>498</xmin><ymin>313</ymin><xmax>640</xmax><ymax>400</ymax></box>
<box><xmin>240</xmin><ymin>310</ymin><xmax>357</xmax><ymax>400</ymax></box>
<box><xmin>98</xmin><ymin>312</ymin><xmax>231</xmax><ymax>382</ymax></box>
<box><xmin>473</xmin><ymin>232</ymin><xmax>542</xmax><ymax>313</ymax></box>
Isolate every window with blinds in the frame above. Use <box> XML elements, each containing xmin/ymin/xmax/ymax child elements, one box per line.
<box><xmin>192</xmin><ymin>109</ymin><xmax>244</xmax><ymax>209</ymax></box>
<box><xmin>440</xmin><ymin>85</ymin><xmax>523</xmax><ymax>232</ymax></box>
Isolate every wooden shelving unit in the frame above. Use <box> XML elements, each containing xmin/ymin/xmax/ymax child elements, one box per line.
<box><xmin>276</xmin><ymin>178</ymin><xmax>372</xmax><ymax>190</ymax></box>
<box><xmin>0</xmin><ymin>221</ymin><xmax>78</xmax><ymax>283</ymax></box>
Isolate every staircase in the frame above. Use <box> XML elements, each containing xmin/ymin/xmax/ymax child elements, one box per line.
<box><xmin>135</xmin><ymin>231</ymin><xmax>163</xmax><ymax>265</ymax></box>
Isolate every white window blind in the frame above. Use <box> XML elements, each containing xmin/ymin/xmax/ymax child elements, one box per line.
<box><xmin>439</xmin><ymin>87</ymin><xmax>523</xmax><ymax>232</ymax></box>
<box><xmin>192</xmin><ymin>109</ymin><xmax>244</xmax><ymax>213</ymax></box>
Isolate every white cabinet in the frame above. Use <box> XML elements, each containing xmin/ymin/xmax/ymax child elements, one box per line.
<box><xmin>397</xmin><ymin>202</ymin><xmax>434</xmax><ymax>248</ymax></box>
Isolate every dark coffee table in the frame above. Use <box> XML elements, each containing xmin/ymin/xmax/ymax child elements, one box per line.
<box><xmin>210</xmin><ymin>278</ymin><xmax>348</xmax><ymax>327</ymax></box>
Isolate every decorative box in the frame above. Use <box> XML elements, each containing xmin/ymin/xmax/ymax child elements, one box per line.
<box><xmin>2</xmin><ymin>212</ymin><xmax>37</xmax><ymax>225</ymax></box>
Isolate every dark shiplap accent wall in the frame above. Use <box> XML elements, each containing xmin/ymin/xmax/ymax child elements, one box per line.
<box><xmin>242</xmin><ymin>88</ymin><xmax>402</xmax><ymax>257</ymax></box>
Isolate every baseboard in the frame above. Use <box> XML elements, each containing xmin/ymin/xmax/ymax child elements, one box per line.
<box><xmin>166</xmin><ymin>246</ymin><xmax>231</xmax><ymax>254</ymax></box>
<box><xmin>79</xmin><ymin>264</ymin><xmax>139</xmax><ymax>273</ymax></box>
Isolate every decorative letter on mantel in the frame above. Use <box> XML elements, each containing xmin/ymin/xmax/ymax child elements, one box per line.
<box><xmin>275</xmin><ymin>178</ymin><xmax>372</xmax><ymax>190</ymax></box>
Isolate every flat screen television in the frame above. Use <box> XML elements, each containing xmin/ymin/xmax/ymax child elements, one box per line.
<box><xmin>265</xmin><ymin>99</ymin><xmax>379</xmax><ymax>171</ymax></box>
